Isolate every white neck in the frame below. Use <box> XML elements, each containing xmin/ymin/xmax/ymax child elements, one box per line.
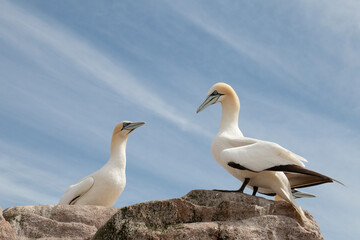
<box><xmin>218</xmin><ymin>94</ymin><xmax>242</xmax><ymax>136</ymax></box>
<box><xmin>108</xmin><ymin>136</ymin><xmax>128</xmax><ymax>169</ymax></box>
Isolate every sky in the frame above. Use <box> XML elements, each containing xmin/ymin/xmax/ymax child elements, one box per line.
<box><xmin>0</xmin><ymin>0</ymin><xmax>359</xmax><ymax>239</ymax></box>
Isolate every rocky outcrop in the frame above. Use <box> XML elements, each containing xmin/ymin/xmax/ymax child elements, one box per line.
<box><xmin>1</xmin><ymin>190</ymin><xmax>324</xmax><ymax>239</ymax></box>
<box><xmin>3</xmin><ymin>205</ymin><xmax>119</xmax><ymax>240</ymax></box>
<box><xmin>0</xmin><ymin>207</ymin><xmax>15</xmax><ymax>240</ymax></box>
<box><xmin>94</xmin><ymin>190</ymin><xmax>323</xmax><ymax>240</ymax></box>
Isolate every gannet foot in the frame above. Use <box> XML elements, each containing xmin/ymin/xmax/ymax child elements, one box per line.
<box><xmin>239</xmin><ymin>178</ymin><xmax>250</xmax><ymax>192</ymax></box>
<box><xmin>212</xmin><ymin>178</ymin><xmax>251</xmax><ymax>194</ymax></box>
<box><xmin>252</xmin><ymin>186</ymin><xmax>258</xmax><ymax>196</ymax></box>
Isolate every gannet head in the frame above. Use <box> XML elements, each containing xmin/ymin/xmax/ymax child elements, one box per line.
<box><xmin>196</xmin><ymin>82</ymin><xmax>236</xmax><ymax>113</ymax></box>
<box><xmin>113</xmin><ymin>121</ymin><xmax>146</xmax><ymax>137</ymax></box>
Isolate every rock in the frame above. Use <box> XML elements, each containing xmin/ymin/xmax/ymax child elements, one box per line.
<box><xmin>0</xmin><ymin>207</ymin><xmax>15</xmax><ymax>240</ymax></box>
<box><xmin>3</xmin><ymin>205</ymin><xmax>119</xmax><ymax>240</ymax></box>
<box><xmin>93</xmin><ymin>190</ymin><xmax>324</xmax><ymax>240</ymax></box>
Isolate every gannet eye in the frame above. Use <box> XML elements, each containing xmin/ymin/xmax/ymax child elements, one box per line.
<box><xmin>122</xmin><ymin>122</ymin><xmax>131</xmax><ymax>130</ymax></box>
<box><xmin>210</xmin><ymin>90</ymin><xmax>224</xmax><ymax>96</ymax></box>
<box><xmin>210</xmin><ymin>90</ymin><xmax>219</xmax><ymax>96</ymax></box>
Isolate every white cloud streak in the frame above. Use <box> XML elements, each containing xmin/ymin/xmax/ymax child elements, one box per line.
<box><xmin>0</xmin><ymin>140</ymin><xmax>67</xmax><ymax>205</ymax></box>
<box><xmin>165</xmin><ymin>1</ymin><xmax>360</xmax><ymax>117</ymax></box>
<box><xmin>165</xmin><ymin>2</ymin><xmax>304</xmax><ymax>86</ymax></box>
<box><xmin>0</xmin><ymin>0</ymin><xmax>212</xmax><ymax>138</ymax></box>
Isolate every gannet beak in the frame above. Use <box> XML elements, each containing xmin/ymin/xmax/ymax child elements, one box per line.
<box><xmin>123</xmin><ymin>121</ymin><xmax>146</xmax><ymax>131</ymax></box>
<box><xmin>196</xmin><ymin>94</ymin><xmax>221</xmax><ymax>113</ymax></box>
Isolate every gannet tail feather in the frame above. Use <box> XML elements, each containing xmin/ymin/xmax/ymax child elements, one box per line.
<box><xmin>291</xmin><ymin>189</ymin><xmax>316</xmax><ymax>199</ymax></box>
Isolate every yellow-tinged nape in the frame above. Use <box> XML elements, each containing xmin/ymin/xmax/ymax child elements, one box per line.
<box><xmin>111</xmin><ymin>121</ymin><xmax>129</xmax><ymax>156</ymax></box>
<box><xmin>113</xmin><ymin>121</ymin><xmax>145</xmax><ymax>137</ymax></box>
<box><xmin>197</xmin><ymin>82</ymin><xmax>241</xmax><ymax>114</ymax></box>
<box><xmin>210</xmin><ymin>82</ymin><xmax>240</xmax><ymax>108</ymax></box>
<box><xmin>113</xmin><ymin>122</ymin><xmax>123</xmax><ymax>135</ymax></box>
<box><xmin>110</xmin><ymin>121</ymin><xmax>146</xmax><ymax>157</ymax></box>
<box><xmin>111</xmin><ymin>121</ymin><xmax>146</xmax><ymax>139</ymax></box>
<box><xmin>209</xmin><ymin>82</ymin><xmax>236</xmax><ymax>96</ymax></box>
<box><xmin>206</xmin><ymin>83</ymin><xmax>241</xmax><ymax>131</ymax></box>
<box><xmin>112</xmin><ymin>121</ymin><xmax>127</xmax><ymax>137</ymax></box>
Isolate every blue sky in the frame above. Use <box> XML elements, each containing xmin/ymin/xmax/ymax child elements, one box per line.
<box><xmin>0</xmin><ymin>0</ymin><xmax>359</xmax><ymax>238</ymax></box>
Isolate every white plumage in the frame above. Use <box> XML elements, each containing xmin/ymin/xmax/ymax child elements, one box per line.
<box><xmin>220</xmin><ymin>139</ymin><xmax>307</xmax><ymax>172</ymax></box>
<box><xmin>197</xmin><ymin>82</ymin><xmax>341</xmax><ymax>223</ymax></box>
<box><xmin>59</xmin><ymin>121</ymin><xmax>145</xmax><ymax>207</ymax></box>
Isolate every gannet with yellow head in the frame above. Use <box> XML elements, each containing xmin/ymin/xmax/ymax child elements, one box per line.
<box><xmin>59</xmin><ymin>121</ymin><xmax>145</xmax><ymax>206</ymax></box>
<box><xmin>196</xmin><ymin>82</ymin><xmax>342</xmax><ymax>223</ymax></box>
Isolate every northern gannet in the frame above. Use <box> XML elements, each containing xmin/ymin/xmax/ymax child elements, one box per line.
<box><xmin>59</xmin><ymin>121</ymin><xmax>145</xmax><ymax>206</ymax></box>
<box><xmin>196</xmin><ymin>83</ymin><xmax>342</xmax><ymax>222</ymax></box>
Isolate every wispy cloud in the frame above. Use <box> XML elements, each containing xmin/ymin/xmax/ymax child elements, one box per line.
<box><xmin>165</xmin><ymin>1</ymin><xmax>360</xmax><ymax>124</ymax></box>
<box><xmin>165</xmin><ymin>2</ymin><xmax>304</xmax><ymax>86</ymax></box>
<box><xmin>0</xmin><ymin>1</ymin><xmax>359</xmax><ymax>239</ymax></box>
<box><xmin>0</xmin><ymin>175</ymin><xmax>58</xmax><ymax>205</ymax></box>
<box><xmin>0</xmin><ymin>0</ymin><xmax>212</xmax><ymax>138</ymax></box>
<box><xmin>0</xmin><ymin>140</ymin><xmax>67</xmax><ymax>205</ymax></box>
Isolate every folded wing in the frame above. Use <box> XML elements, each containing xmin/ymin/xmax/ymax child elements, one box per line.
<box><xmin>222</xmin><ymin>139</ymin><xmax>306</xmax><ymax>172</ymax></box>
<box><xmin>222</xmin><ymin>138</ymin><xmax>342</xmax><ymax>187</ymax></box>
<box><xmin>58</xmin><ymin>177</ymin><xmax>94</xmax><ymax>205</ymax></box>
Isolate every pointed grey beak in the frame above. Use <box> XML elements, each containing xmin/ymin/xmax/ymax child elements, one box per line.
<box><xmin>123</xmin><ymin>121</ymin><xmax>146</xmax><ymax>131</ymax></box>
<box><xmin>196</xmin><ymin>94</ymin><xmax>221</xmax><ymax>113</ymax></box>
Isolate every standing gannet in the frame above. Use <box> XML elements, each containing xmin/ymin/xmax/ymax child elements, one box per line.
<box><xmin>59</xmin><ymin>121</ymin><xmax>145</xmax><ymax>207</ymax></box>
<box><xmin>196</xmin><ymin>83</ymin><xmax>342</xmax><ymax>222</ymax></box>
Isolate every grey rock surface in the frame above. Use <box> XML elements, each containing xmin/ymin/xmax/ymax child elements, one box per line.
<box><xmin>93</xmin><ymin>190</ymin><xmax>324</xmax><ymax>240</ymax></box>
<box><xmin>3</xmin><ymin>205</ymin><xmax>119</xmax><ymax>240</ymax></box>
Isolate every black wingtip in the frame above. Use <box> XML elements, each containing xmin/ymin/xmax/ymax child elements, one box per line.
<box><xmin>269</xmin><ymin>164</ymin><xmax>345</xmax><ymax>187</ymax></box>
<box><xmin>228</xmin><ymin>162</ymin><xmax>345</xmax><ymax>188</ymax></box>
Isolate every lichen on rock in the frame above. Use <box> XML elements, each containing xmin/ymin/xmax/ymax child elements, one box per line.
<box><xmin>93</xmin><ymin>190</ymin><xmax>324</xmax><ymax>240</ymax></box>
